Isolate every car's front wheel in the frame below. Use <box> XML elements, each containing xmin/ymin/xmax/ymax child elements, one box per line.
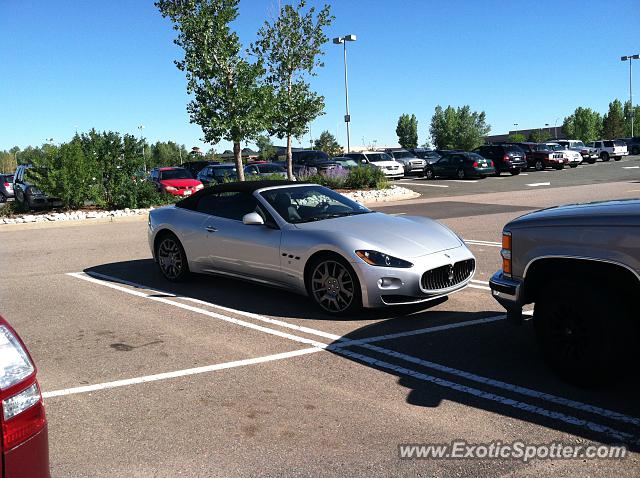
<box><xmin>510</xmin><ymin>169</ymin><xmax>521</xmax><ymax>176</ymax></box>
<box><xmin>156</xmin><ymin>232</ymin><xmax>190</xmax><ymax>282</ymax></box>
<box><xmin>534</xmin><ymin>280</ymin><xmax>630</xmax><ymax>386</ymax></box>
<box><xmin>424</xmin><ymin>168</ymin><xmax>435</xmax><ymax>180</ymax></box>
<box><xmin>456</xmin><ymin>168</ymin><xmax>466</xmax><ymax>179</ymax></box>
<box><xmin>534</xmin><ymin>160</ymin><xmax>544</xmax><ymax>171</ymax></box>
<box><xmin>588</xmin><ymin>157</ymin><xmax>596</xmax><ymax>164</ymax></box>
<box><xmin>614</xmin><ymin>156</ymin><xmax>621</xmax><ymax>161</ymax></box>
<box><xmin>307</xmin><ymin>254</ymin><xmax>361</xmax><ymax>316</ymax></box>
<box><xmin>600</xmin><ymin>152</ymin><xmax>610</xmax><ymax>161</ymax></box>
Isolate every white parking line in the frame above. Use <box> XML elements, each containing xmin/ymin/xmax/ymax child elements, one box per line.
<box><xmin>43</xmin><ymin>347</ymin><xmax>322</xmax><ymax>398</ymax></box>
<box><xmin>449</xmin><ymin>180</ymin><xmax>479</xmax><ymax>183</ymax></box>
<box><xmin>623</xmin><ymin>166</ymin><xmax>639</xmax><ymax>169</ymax></box>
<box><xmin>526</xmin><ymin>182</ymin><xmax>551</xmax><ymax>187</ymax></box>
<box><xmin>464</xmin><ymin>239</ymin><xmax>501</xmax><ymax>247</ymax></box>
<box><xmin>404</xmin><ymin>183</ymin><xmax>449</xmax><ymax>188</ymax></box>
<box><xmin>64</xmin><ymin>271</ymin><xmax>640</xmax><ymax>438</ymax></box>
<box><xmin>471</xmin><ymin>279</ymin><xmax>489</xmax><ymax>285</ymax></box>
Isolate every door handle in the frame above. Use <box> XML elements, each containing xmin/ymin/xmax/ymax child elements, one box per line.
<box><xmin>205</xmin><ymin>226</ymin><xmax>218</xmax><ymax>233</ymax></box>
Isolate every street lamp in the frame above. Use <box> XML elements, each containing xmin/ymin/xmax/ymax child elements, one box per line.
<box><xmin>545</xmin><ymin>123</ymin><xmax>550</xmax><ymax>137</ymax></box>
<box><xmin>333</xmin><ymin>34</ymin><xmax>357</xmax><ymax>153</ymax></box>
<box><xmin>138</xmin><ymin>124</ymin><xmax>146</xmax><ymax>172</ymax></box>
<box><xmin>621</xmin><ymin>54</ymin><xmax>640</xmax><ymax>137</ymax></box>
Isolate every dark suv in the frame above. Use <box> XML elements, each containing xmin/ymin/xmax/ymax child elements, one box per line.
<box><xmin>182</xmin><ymin>160</ymin><xmax>219</xmax><ymax>178</ymax></box>
<box><xmin>290</xmin><ymin>150</ymin><xmax>338</xmax><ymax>173</ymax></box>
<box><xmin>473</xmin><ymin>145</ymin><xmax>527</xmax><ymax>175</ymax></box>
<box><xmin>13</xmin><ymin>165</ymin><xmax>62</xmax><ymax>210</ymax></box>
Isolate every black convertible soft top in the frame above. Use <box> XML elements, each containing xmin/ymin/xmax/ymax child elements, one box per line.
<box><xmin>176</xmin><ymin>180</ymin><xmax>300</xmax><ymax>210</ymax></box>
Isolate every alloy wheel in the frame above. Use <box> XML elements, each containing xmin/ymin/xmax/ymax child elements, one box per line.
<box><xmin>158</xmin><ymin>237</ymin><xmax>184</xmax><ymax>280</ymax></box>
<box><xmin>311</xmin><ymin>260</ymin><xmax>355</xmax><ymax>313</ymax></box>
<box><xmin>457</xmin><ymin>168</ymin><xmax>465</xmax><ymax>179</ymax></box>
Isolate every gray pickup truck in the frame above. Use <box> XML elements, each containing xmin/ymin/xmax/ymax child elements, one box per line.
<box><xmin>489</xmin><ymin>199</ymin><xmax>639</xmax><ymax>385</ymax></box>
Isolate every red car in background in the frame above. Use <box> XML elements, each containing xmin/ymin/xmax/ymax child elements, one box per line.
<box><xmin>0</xmin><ymin>315</ymin><xmax>49</xmax><ymax>477</ymax></box>
<box><xmin>150</xmin><ymin>167</ymin><xmax>204</xmax><ymax>197</ymax></box>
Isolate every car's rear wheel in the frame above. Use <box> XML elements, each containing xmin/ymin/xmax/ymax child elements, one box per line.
<box><xmin>588</xmin><ymin>157</ymin><xmax>596</xmax><ymax>164</ymax></box>
<box><xmin>156</xmin><ymin>232</ymin><xmax>190</xmax><ymax>282</ymax></box>
<box><xmin>569</xmin><ymin>164</ymin><xmax>578</xmax><ymax>168</ymax></box>
<box><xmin>600</xmin><ymin>152</ymin><xmax>610</xmax><ymax>162</ymax></box>
<box><xmin>632</xmin><ymin>146</ymin><xmax>640</xmax><ymax>155</ymax></box>
<box><xmin>534</xmin><ymin>280</ymin><xmax>631</xmax><ymax>386</ymax></box>
<box><xmin>456</xmin><ymin>168</ymin><xmax>465</xmax><ymax>179</ymax></box>
<box><xmin>534</xmin><ymin>160</ymin><xmax>544</xmax><ymax>171</ymax></box>
<box><xmin>510</xmin><ymin>169</ymin><xmax>521</xmax><ymax>176</ymax></box>
<box><xmin>0</xmin><ymin>193</ymin><xmax>5</xmax><ymax>203</ymax></box>
<box><xmin>424</xmin><ymin>168</ymin><xmax>435</xmax><ymax>180</ymax></box>
<box><xmin>554</xmin><ymin>164</ymin><xmax>564</xmax><ymax>170</ymax></box>
<box><xmin>614</xmin><ymin>156</ymin><xmax>621</xmax><ymax>161</ymax></box>
<box><xmin>307</xmin><ymin>254</ymin><xmax>361</xmax><ymax>316</ymax></box>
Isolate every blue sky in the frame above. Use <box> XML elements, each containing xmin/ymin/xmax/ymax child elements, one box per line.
<box><xmin>1</xmin><ymin>0</ymin><xmax>638</xmax><ymax>152</ymax></box>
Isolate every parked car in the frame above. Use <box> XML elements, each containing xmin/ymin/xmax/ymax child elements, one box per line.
<box><xmin>0</xmin><ymin>314</ymin><xmax>50</xmax><ymax>477</ymax></box>
<box><xmin>473</xmin><ymin>145</ymin><xmax>527</xmax><ymax>175</ymax></box>
<box><xmin>0</xmin><ymin>173</ymin><xmax>15</xmax><ymax>203</ymax></box>
<box><xmin>489</xmin><ymin>199</ymin><xmax>639</xmax><ymax>385</ymax></box>
<box><xmin>585</xmin><ymin>140</ymin><xmax>629</xmax><ymax>161</ymax></box>
<box><xmin>384</xmin><ymin>149</ymin><xmax>426</xmax><ymax>176</ymax></box>
<box><xmin>150</xmin><ymin>167</ymin><xmax>204</xmax><ymax>197</ymax></box>
<box><xmin>554</xmin><ymin>140</ymin><xmax>598</xmax><ymax>163</ymax></box>
<box><xmin>182</xmin><ymin>160</ymin><xmax>220</xmax><ymax>178</ymax></box>
<box><xmin>290</xmin><ymin>150</ymin><xmax>339</xmax><ymax>175</ymax></box>
<box><xmin>343</xmin><ymin>151</ymin><xmax>404</xmax><ymax>179</ymax></box>
<box><xmin>424</xmin><ymin>152</ymin><xmax>495</xmax><ymax>180</ymax></box>
<box><xmin>617</xmin><ymin>137</ymin><xmax>640</xmax><ymax>155</ymax></box>
<box><xmin>244</xmin><ymin>162</ymin><xmax>290</xmax><ymax>180</ymax></box>
<box><xmin>510</xmin><ymin>143</ymin><xmax>567</xmax><ymax>171</ymax></box>
<box><xmin>543</xmin><ymin>142</ymin><xmax>581</xmax><ymax>168</ymax></box>
<box><xmin>148</xmin><ymin>180</ymin><xmax>475</xmax><ymax>315</ymax></box>
<box><xmin>12</xmin><ymin>165</ymin><xmax>63</xmax><ymax>211</ymax></box>
<box><xmin>197</xmin><ymin>164</ymin><xmax>238</xmax><ymax>186</ymax></box>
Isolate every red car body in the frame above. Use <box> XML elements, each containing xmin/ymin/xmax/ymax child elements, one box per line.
<box><xmin>152</xmin><ymin>167</ymin><xmax>204</xmax><ymax>197</ymax></box>
<box><xmin>0</xmin><ymin>315</ymin><xmax>49</xmax><ymax>478</ymax></box>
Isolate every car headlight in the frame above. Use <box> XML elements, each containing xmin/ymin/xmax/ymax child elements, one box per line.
<box><xmin>164</xmin><ymin>186</ymin><xmax>177</xmax><ymax>191</ymax></box>
<box><xmin>355</xmin><ymin>250</ymin><xmax>413</xmax><ymax>268</ymax></box>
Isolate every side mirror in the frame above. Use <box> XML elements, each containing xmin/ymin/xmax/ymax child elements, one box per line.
<box><xmin>243</xmin><ymin>212</ymin><xmax>264</xmax><ymax>225</ymax></box>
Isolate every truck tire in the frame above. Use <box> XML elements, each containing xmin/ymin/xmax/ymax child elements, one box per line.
<box><xmin>600</xmin><ymin>152</ymin><xmax>610</xmax><ymax>162</ymax></box>
<box><xmin>632</xmin><ymin>146</ymin><xmax>639</xmax><ymax>155</ymax></box>
<box><xmin>533</xmin><ymin>280</ymin><xmax>632</xmax><ymax>386</ymax></box>
<box><xmin>588</xmin><ymin>157</ymin><xmax>596</xmax><ymax>164</ymax></box>
<box><xmin>614</xmin><ymin>156</ymin><xmax>621</xmax><ymax>161</ymax></box>
<box><xmin>534</xmin><ymin>160</ymin><xmax>544</xmax><ymax>171</ymax></box>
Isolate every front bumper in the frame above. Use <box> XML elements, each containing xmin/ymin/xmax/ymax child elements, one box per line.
<box><xmin>381</xmin><ymin>169</ymin><xmax>404</xmax><ymax>178</ymax></box>
<box><xmin>353</xmin><ymin>245</ymin><xmax>475</xmax><ymax>308</ymax></box>
<box><xmin>489</xmin><ymin>270</ymin><xmax>524</xmax><ymax>321</ymax></box>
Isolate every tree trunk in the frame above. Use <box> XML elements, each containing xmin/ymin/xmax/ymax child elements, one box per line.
<box><xmin>233</xmin><ymin>141</ymin><xmax>244</xmax><ymax>181</ymax></box>
<box><xmin>286</xmin><ymin>134</ymin><xmax>293</xmax><ymax>181</ymax></box>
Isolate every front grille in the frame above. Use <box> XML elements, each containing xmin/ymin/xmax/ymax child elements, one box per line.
<box><xmin>421</xmin><ymin>258</ymin><xmax>475</xmax><ymax>291</ymax></box>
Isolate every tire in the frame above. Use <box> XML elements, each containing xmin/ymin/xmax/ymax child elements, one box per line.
<box><xmin>533</xmin><ymin>280</ymin><xmax>631</xmax><ymax>386</ymax></box>
<box><xmin>569</xmin><ymin>164</ymin><xmax>578</xmax><ymax>168</ymax></box>
<box><xmin>424</xmin><ymin>168</ymin><xmax>435</xmax><ymax>180</ymax></box>
<box><xmin>534</xmin><ymin>160</ymin><xmax>544</xmax><ymax>171</ymax></box>
<box><xmin>614</xmin><ymin>156</ymin><xmax>621</xmax><ymax>161</ymax></box>
<box><xmin>155</xmin><ymin>232</ymin><xmax>190</xmax><ymax>282</ymax></box>
<box><xmin>510</xmin><ymin>169</ymin><xmax>521</xmax><ymax>176</ymax></box>
<box><xmin>0</xmin><ymin>193</ymin><xmax>5</xmax><ymax>204</ymax></box>
<box><xmin>456</xmin><ymin>168</ymin><xmax>465</xmax><ymax>180</ymax></box>
<box><xmin>632</xmin><ymin>146</ymin><xmax>640</xmax><ymax>155</ymax></box>
<box><xmin>600</xmin><ymin>152</ymin><xmax>610</xmax><ymax>162</ymax></box>
<box><xmin>554</xmin><ymin>164</ymin><xmax>564</xmax><ymax>170</ymax></box>
<box><xmin>588</xmin><ymin>157</ymin><xmax>596</xmax><ymax>164</ymax></box>
<box><xmin>306</xmin><ymin>253</ymin><xmax>362</xmax><ymax>316</ymax></box>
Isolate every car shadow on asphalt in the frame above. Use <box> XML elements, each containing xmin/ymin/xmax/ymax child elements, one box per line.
<box><xmin>85</xmin><ymin>259</ymin><xmax>452</xmax><ymax>322</ymax></box>
<box><xmin>326</xmin><ymin>318</ymin><xmax>640</xmax><ymax>451</ymax></box>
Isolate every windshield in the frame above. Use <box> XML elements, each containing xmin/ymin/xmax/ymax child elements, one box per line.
<box><xmin>614</xmin><ymin>140</ymin><xmax>626</xmax><ymax>147</ymax></box>
<box><xmin>160</xmin><ymin>169</ymin><xmax>192</xmax><ymax>180</ymax></box>
<box><xmin>392</xmin><ymin>151</ymin><xmax>414</xmax><ymax>159</ymax></box>
<box><xmin>335</xmin><ymin>159</ymin><xmax>358</xmax><ymax>168</ymax></box>
<box><xmin>366</xmin><ymin>153</ymin><xmax>393</xmax><ymax>162</ymax></box>
<box><xmin>213</xmin><ymin>166</ymin><xmax>237</xmax><ymax>178</ymax></box>
<box><xmin>572</xmin><ymin>141</ymin><xmax>585</xmax><ymax>148</ymax></box>
<box><xmin>256</xmin><ymin>164</ymin><xmax>285</xmax><ymax>173</ymax></box>
<box><xmin>260</xmin><ymin>185</ymin><xmax>371</xmax><ymax>224</ymax></box>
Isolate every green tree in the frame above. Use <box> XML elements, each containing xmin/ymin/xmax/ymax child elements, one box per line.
<box><xmin>528</xmin><ymin>129</ymin><xmax>552</xmax><ymax>143</ymax></box>
<box><xmin>156</xmin><ymin>0</ymin><xmax>271</xmax><ymax>181</ymax></box>
<box><xmin>561</xmin><ymin>107</ymin><xmax>602</xmax><ymax>142</ymax></box>
<box><xmin>313</xmin><ymin>130</ymin><xmax>342</xmax><ymax>157</ymax></box>
<box><xmin>508</xmin><ymin>133</ymin><xmax>527</xmax><ymax>142</ymax></box>
<box><xmin>255</xmin><ymin>135</ymin><xmax>277</xmax><ymax>160</ymax></box>
<box><xmin>623</xmin><ymin>100</ymin><xmax>640</xmax><ymax>137</ymax></box>
<box><xmin>150</xmin><ymin>141</ymin><xmax>188</xmax><ymax>167</ymax></box>
<box><xmin>251</xmin><ymin>0</ymin><xmax>333</xmax><ymax>180</ymax></box>
<box><xmin>395</xmin><ymin>114</ymin><xmax>418</xmax><ymax>149</ymax></box>
<box><xmin>430</xmin><ymin>105</ymin><xmax>490</xmax><ymax>150</ymax></box>
<box><xmin>602</xmin><ymin>99</ymin><xmax>625</xmax><ymax>139</ymax></box>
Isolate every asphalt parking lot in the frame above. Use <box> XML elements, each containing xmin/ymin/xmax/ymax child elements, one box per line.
<box><xmin>1</xmin><ymin>163</ymin><xmax>639</xmax><ymax>476</ymax></box>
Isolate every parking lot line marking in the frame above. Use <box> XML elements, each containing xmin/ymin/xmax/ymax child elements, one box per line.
<box><xmin>468</xmin><ymin>284</ymin><xmax>491</xmax><ymax>291</ymax></box>
<box><xmin>464</xmin><ymin>239</ymin><xmax>501</xmax><ymax>247</ymax></box>
<box><xmin>67</xmin><ymin>272</ymin><xmax>331</xmax><ymax>348</ymax></box>
<box><xmin>404</xmin><ymin>183</ymin><xmax>449</xmax><ymax>188</ymax></box>
<box><xmin>42</xmin><ymin>347</ymin><xmax>322</xmax><ymax>399</ymax></box>
<box><xmin>623</xmin><ymin>166</ymin><xmax>640</xmax><ymax>169</ymax></box>
<box><xmin>68</xmin><ymin>272</ymin><xmax>640</xmax><ymax>432</ymax></box>
<box><xmin>450</xmin><ymin>180</ymin><xmax>479</xmax><ymax>183</ymax></box>
<box><xmin>331</xmin><ymin>346</ymin><xmax>640</xmax><ymax>444</ymax></box>
<box><xmin>526</xmin><ymin>182</ymin><xmax>551</xmax><ymax>187</ymax></box>
<box><xmin>470</xmin><ymin>279</ymin><xmax>489</xmax><ymax>285</ymax></box>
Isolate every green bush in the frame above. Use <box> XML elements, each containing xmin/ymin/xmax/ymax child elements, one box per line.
<box><xmin>344</xmin><ymin>166</ymin><xmax>388</xmax><ymax>190</ymax></box>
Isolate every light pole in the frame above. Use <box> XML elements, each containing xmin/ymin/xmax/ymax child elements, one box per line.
<box><xmin>138</xmin><ymin>124</ymin><xmax>146</xmax><ymax>172</ymax></box>
<box><xmin>333</xmin><ymin>34</ymin><xmax>357</xmax><ymax>153</ymax></box>
<box><xmin>554</xmin><ymin>117</ymin><xmax>560</xmax><ymax>139</ymax></box>
<box><xmin>545</xmin><ymin>123</ymin><xmax>550</xmax><ymax>138</ymax></box>
<box><xmin>621</xmin><ymin>54</ymin><xmax>640</xmax><ymax>137</ymax></box>
<box><xmin>513</xmin><ymin>123</ymin><xmax>518</xmax><ymax>135</ymax></box>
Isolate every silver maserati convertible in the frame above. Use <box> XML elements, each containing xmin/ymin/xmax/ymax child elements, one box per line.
<box><xmin>148</xmin><ymin>180</ymin><xmax>475</xmax><ymax>315</ymax></box>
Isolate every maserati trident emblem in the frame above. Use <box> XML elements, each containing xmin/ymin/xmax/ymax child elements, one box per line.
<box><xmin>448</xmin><ymin>264</ymin><xmax>455</xmax><ymax>283</ymax></box>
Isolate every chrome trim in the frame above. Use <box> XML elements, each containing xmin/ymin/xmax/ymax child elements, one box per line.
<box><xmin>523</xmin><ymin>255</ymin><xmax>640</xmax><ymax>281</ymax></box>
